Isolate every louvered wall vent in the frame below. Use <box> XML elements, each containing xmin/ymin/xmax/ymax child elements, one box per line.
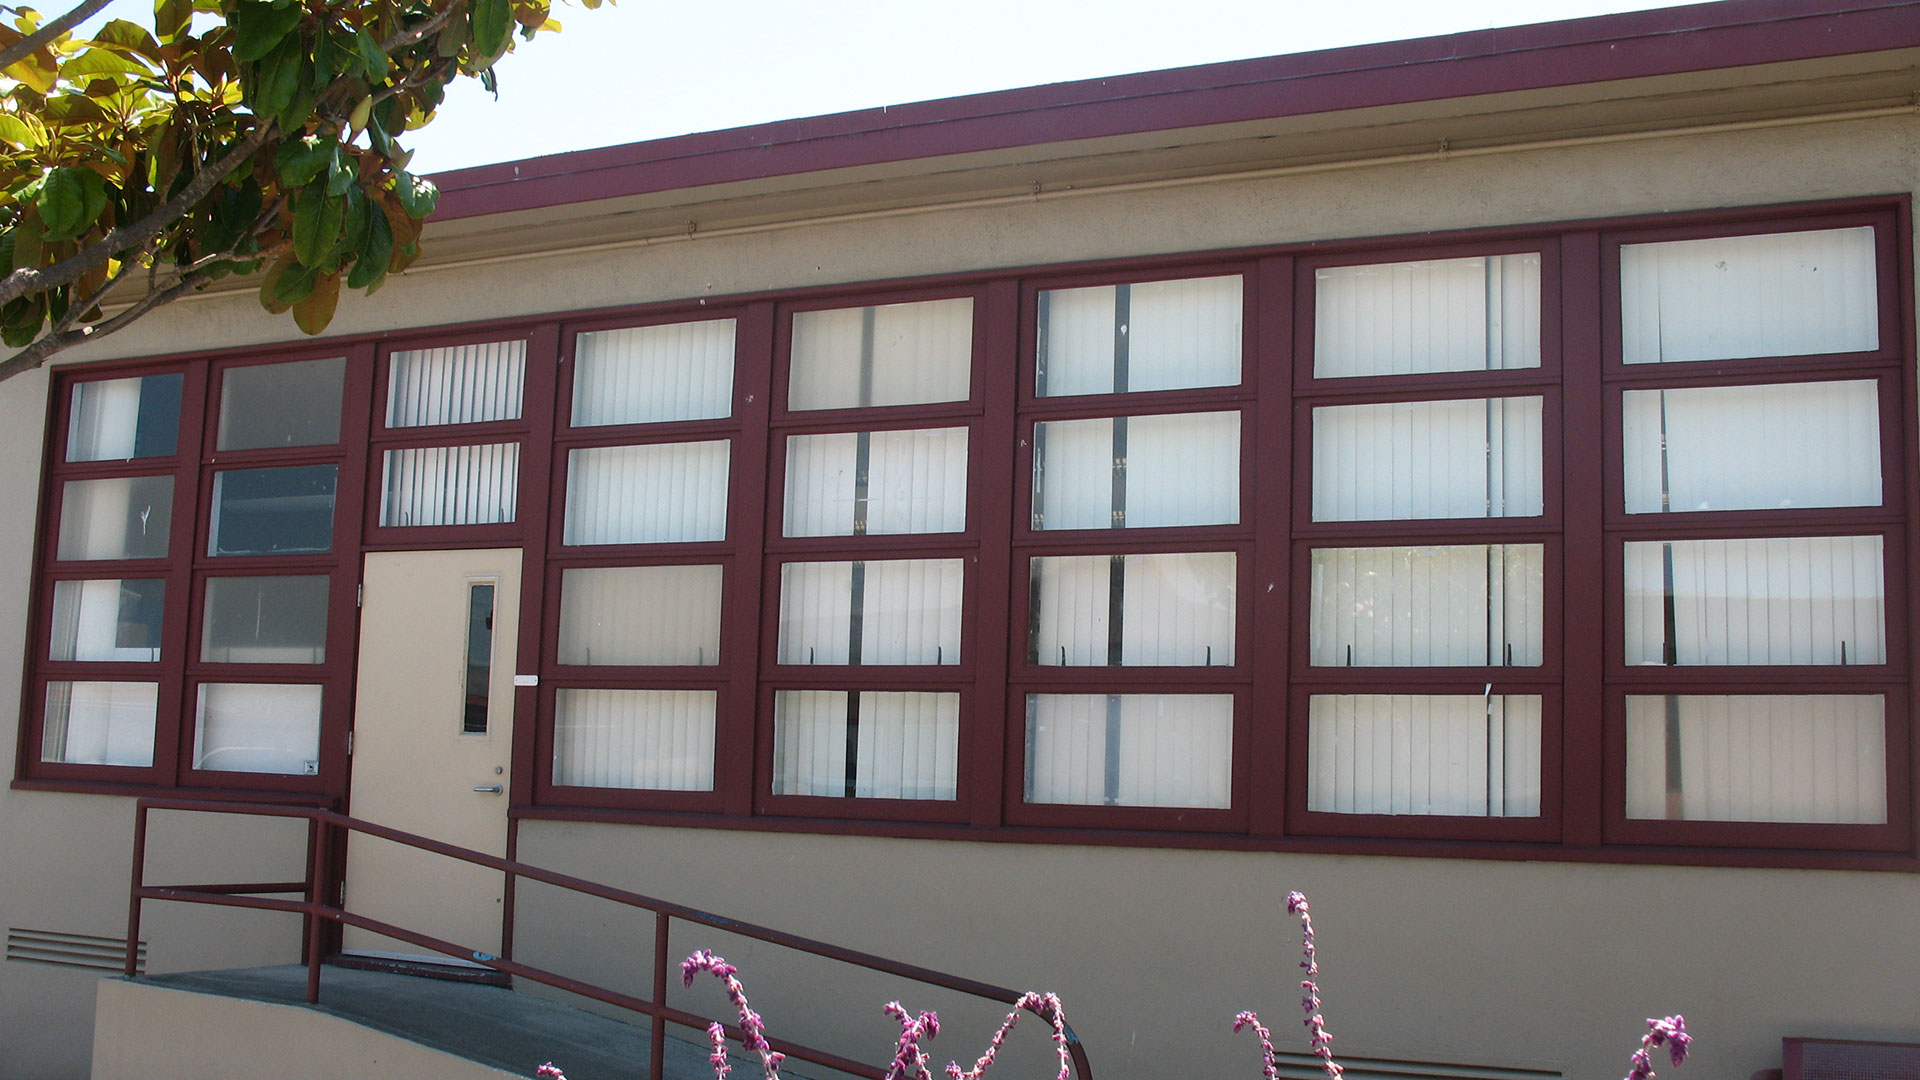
<box><xmin>1269</xmin><ymin>1051</ymin><xmax>1560</xmax><ymax>1080</ymax></box>
<box><xmin>6</xmin><ymin>928</ymin><xmax>144</xmax><ymax>974</ymax></box>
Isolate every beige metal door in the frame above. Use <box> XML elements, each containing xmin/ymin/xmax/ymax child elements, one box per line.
<box><xmin>344</xmin><ymin>547</ymin><xmax>521</xmax><ymax>961</ymax></box>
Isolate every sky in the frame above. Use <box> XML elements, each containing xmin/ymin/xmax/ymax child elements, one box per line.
<box><xmin>86</xmin><ymin>0</ymin><xmax>1706</xmax><ymax>174</ymax></box>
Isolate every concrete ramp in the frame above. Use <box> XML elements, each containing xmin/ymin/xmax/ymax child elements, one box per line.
<box><xmin>93</xmin><ymin>965</ymin><xmax>738</xmax><ymax>1080</ymax></box>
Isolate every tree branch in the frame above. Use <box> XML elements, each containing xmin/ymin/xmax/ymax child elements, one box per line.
<box><xmin>380</xmin><ymin>0</ymin><xmax>467</xmax><ymax>52</ymax></box>
<box><xmin>0</xmin><ymin>0</ymin><xmax>116</xmax><ymax>71</ymax></box>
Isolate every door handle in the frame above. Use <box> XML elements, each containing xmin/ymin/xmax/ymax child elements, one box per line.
<box><xmin>473</xmin><ymin>784</ymin><xmax>503</xmax><ymax>794</ymax></box>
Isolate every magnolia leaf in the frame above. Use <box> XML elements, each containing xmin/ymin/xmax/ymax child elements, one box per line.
<box><xmin>290</xmin><ymin>270</ymin><xmax>340</xmax><ymax>334</ymax></box>
<box><xmin>96</xmin><ymin>18</ymin><xmax>163</xmax><ymax>61</ymax></box>
<box><xmin>154</xmin><ymin>0</ymin><xmax>191</xmax><ymax>44</ymax></box>
<box><xmin>1</xmin><ymin>294</ymin><xmax>45</xmax><ymax>347</ymax></box>
<box><xmin>292</xmin><ymin>180</ymin><xmax>344</xmax><ymax>266</ymax></box>
<box><xmin>336</xmin><ymin>184</ymin><xmax>367</xmax><ymax>256</ymax></box>
<box><xmin>513</xmin><ymin>1</ymin><xmax>550</xmax><ymax>25</ymax></box>
<box><xmin>233</xmin><ymin>0</ymin><xmax>304</xmax><ymax>63</ymax></box>
<box><xmin>324</xmin><ymin>152</ymin><xmax>355</xmax><ymax>197</ymax></box>
<box><xmin>58</xmin><ymin>48</ymin><xmax>151</xmax><ymax>80</ymax></box>
<box><xmin>40</xmin><ymin>95</ymin><xmax>111</xmax><ymax>125</ymax></box>
<box><xmin>36</xmin><ymin>167</ymin><xmax>108</xmax><ymax>241</ymax></box>
<box><xmin>274</xmin><ymin>134</ymin><xmax>334</xmax><ymax>188</ymax></box>
<box><xmin>250</xmin><ymin>31</ymin><xmax>304</xmax><ymax>119</ymax></box>
<box><xmin>12</xmin><ymin>202</ymin><xmax>44</xmax><ymax>272</ymax></box>
<box><xmin>347</xmin><ymin>95</ymin><xmax>372</xmax><ymax>135</ymax></box>
<box><xmin>0</xmin><ymin>114</ymin><xmax>40</xmax><ymax>150</ymax></box>
<box><xmin>346</xmin><ymin>203</ymin><xmax>390</xmax><ymax>290</ymax></box>
<box><xmin>471</xmin><ymin>0</ymin><xmax>512</xmax><ymax>63</ymax></box>
<box><xmin>3</xmin><ymin>52</ymin><xmax>58</xmax><ymax>94</ymax></box>
<box><xmin>390</xmin><ymin>170</ymin><xmax>438</xmax><ymax>219</ymax></box>
<box><xmin>262</xmin><ymin>252</ymin><xmax>317</xmax><ymax>309</ymax></box>
<box><xmin>351</xmin><ymin>26</ymin><xmax>387</xmax><ymax>78</ymax></box>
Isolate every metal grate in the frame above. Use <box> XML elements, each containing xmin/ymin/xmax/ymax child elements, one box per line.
<box><xmin>1786</xmin><ymin>1038</ymin><xmax>1920</xmax><ymax>1080</ymax></box>
<box><xmin>6</xmin><ymin>928</ymin><xmax>144</xmax><ymax>974</ymax></box>
<box><xmin>1270</xmin><ymin>1051</ymin><xmax>1560</xmax><ymax>1080</ymax></box>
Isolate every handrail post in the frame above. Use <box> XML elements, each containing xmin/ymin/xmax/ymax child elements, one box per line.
<box><xmin>649</xmin><ymin>911</ymin><xmax>669</xmax><ymax>1080</ymax></box>
<box><xmin>305</xmin><ymin>816</ymin><xmax>328</xmax><ymax>1004</ymax></box>
<box><xmin>124</xmin><ymin>801</ymin><xmax>148</xmax><ymax>977</ymax></box>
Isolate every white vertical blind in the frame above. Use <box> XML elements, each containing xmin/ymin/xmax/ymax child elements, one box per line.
<box><xmin>1037</xmin><ymin>275</ymin><xmax>1242</xmax><ymax>395</ymax></box>
<box><xmin>777</xmin><ymin>559</ymin><xmax>963</xmax><ymax>665</ymax></box>
<box><xmin>1315</xmin><ymin>254</ymin><xmax>1541</xmax><ymax>378</ymax></box>
<box><xmin>380</xmin><ymin>443</ymin><xmax>520</xmax><ymax>527</ymax></box>
<box><xmin>1030</xmin><ymin>552</ymin><xmax>1236</xmax><ymax>666</ymax></box>
<box><xmin>68</xmin><ymin>376</ymin><xmax>165</xmax><ymax>461</ymax></box>
<box><xmin>57</xmin><ymin>476</ymin><xmax>174</xmax><ymax>560</ymax></box>
<box><xmin>49</xmin><ymin>580</ymin><xmax>162</xmax><ymax>662</ymax></box>
<box><xmin>1625</xmin><ymin>694</ymin><xmax>1885</xmax><ymax>823</ymax></box>
<box><xmin>771</xmin><ymin>690</ymin><xmax>959</xmax><ymax>800</ymax></box>
<box><xmin>192</xmin><ymin>683</ymin><xmax>323</xmax><ymax>775</ymax></box>
<box><xmin>1023</xmin><ymin>693</ymin><xmax>1232</xmax><ymax>808</ymax></box>
<box><xmin>1033</xmin><ymin>412</ymin><xmax>1240</xmax><ymax>529</ymax></box>
<box><xmin>1621</xmin><ymin>227</ymin><xmax>1878</xmax><ymax>365</ymax></box>
<box><xmin>789</xmin><ymin>298</ymin><xmax>973</xmax><ymax>410</ymax></box>
<box><xmin>1624</xmin><ymin>536</ymin><xmax>1885</xmax><ymax>666</ymax></box>
<box><xmin>564</xmin><ymin>440</ymin><xmax>731</xmax><ymax>544</ymax></box>
<box><xmin>41</xmin><ymin>681</ymin><xmax>156</xmax><ymax>766</ymax></box>
<box><xmin>783</xmin><ymin>428</ymin><xmax>969</xmax><ymax>536</ymax></box>
<box><xmin>558</xmin><ymin>565</ymin><xmax>724</xmax><ymax>666</ymax></box>
<box><xmin>552</xmin><ymin>688</ymin><xmax>716</xmax><ymax>790</ymax></box>
<box><xmin>1622</xmin><ymin>381</ymin><xmax>1881</xmax><ymax>514</ymax></box>
<box><xmin>573</xmin><ymin>319</ymin><xmax>736</xmax><ymax>427</ymax></box>
<box><xmin>1306</xmin><ymin>694</ymin><xmax>1542</xmax><ymax>817</ymax></box>
<box><xmin>1311</xmin><ymin>397</ymin><xmax>1543</xmax><ymax>521</ymax></box>
<box><xmin>386</xmin><ymin>339</ymin><xmax>527</xmax><ymax>427</ymax></box>
<box><xmin>1309</xmin><ymin>544</ymin><xmax>1543</xmax><ymax>667</ymax></box>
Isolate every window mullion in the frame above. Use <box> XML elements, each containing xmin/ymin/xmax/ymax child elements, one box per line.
<box><xmin>1560</xmin><ymin>230</ymin><xmax>1607</xmax><ymax>847</ymax></box>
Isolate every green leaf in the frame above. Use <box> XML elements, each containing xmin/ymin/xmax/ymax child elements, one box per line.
<box><xmin>58</xmin><ymin>48</ymin><xmax>151</xmax><ymax>80</ymax></box>
<box><xmin>346</xmin><ymin>203</ymin><xmax>391</xmax><ymax>290</ymax></box>
<box><xmin>154</xmin><ymin>0</ymin><xmax>192</xmax><ymax>45</ymax></box>
<box><xmin>2</xmin><ymin>295</ymin><xmax>45</xmax><ymax>347</ymax></box>
<box><xmin>0</xmin><ymin>114</ymin><xmax>39</xmax><ymax>150</ymax></box>
<box><xmin>233</xmin><ymin>0</ymin><xmax>305</xmax><ymax>63</ymax></box>
<box><xmin>352</xmin><ymin>27</ymin><xmax>388</xmax><ymax>79</ymax></box>
<box><xmin>325</xmin><ymin>151</ymin><xmax>355</xmax><ymax>197</ymax></box>
<box><xmin>96</xmin><ymin>19</ymin><xmax>164</xmax><ymax>61</ymax></box>
<box><xmin>36</xmin><ymin>167</ymin><xmax>107</xmax><ymax>241</ymax></box>
<box><xmin>292</xmin><ymin>179</ymin><xmax>345</xmax><ymax>266</ymax></box>
<box><xmin>291</xmin><ymin>270</ymin><xmax>339</xmax><ymax>334</ymax></box>
<box><xmin>337</xmin><ymin>184</ymin><xmax>367</xmax><ymax>252</ymax></box>
<box><xmin>274</xmin><ymin>134</ymin><xmax>334</xmax><ymax>188</ymax></box>
<box><xmin>390</xmin><ymin>170</ymin><xmax>438</xmax><ymax>219</ymax></box>
<box><xmin>216</xmin><ymin>181</ymin><xmax>264</xmax><ymax>235</ymax></box>
<box><xmin>250</xmin><ymin>32</ymin><xmax>305</xmax><ymax>120</ymax></box>
<box><xmin>259</xmin><ymin>252</ymin><xmax>313</xmax><ymax>311</ymax></box>
<box><xmin>471</xmin><ymin>0</ymin><xmax>513</xmax><ymax>63</ymax></box>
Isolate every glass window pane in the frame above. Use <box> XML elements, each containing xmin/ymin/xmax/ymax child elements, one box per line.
<box><xmin>67</xmin><ymin>374</ymin><xmax>182</xmax><ymax>461</ymax></box>
<box><xmin>1037</xmin><ymin>275</ymin><xmax>1242</xmax><ymax>396</ymax></box>
<box><xmin>1315</xmin><ymin>254</ymin><xmax>1541</xmax><ymax>378</ymax></box>
<box><xmin>778</xmin><ymin>559</ymin><xmax>963</xmax><ymax>666</ymax></box>
<box><xmin>193</xmin><ymin>682</ymin><xmax>323</xmax><ymax>775</ymax></box>
<box><xmin>463</xmin><ymin>584</ymin><xmax>494</xmax><ymax>734</ymax></box>
<box><xmin>1031</xmin><ymin>552</ymin><xmax>1235</xmax><ymax>666</ymax></box>
<box><xmin>789</xmin><ymin>298</ymin><xmax>972</xmax><ymax>410</ymax></box>
<box><xmin>208</xmin><ymin>465</ymin><xmax>338</xmax><ymax>556</ymax></box>
<box><xmin>558</xmin><ymin>565</ymin><xmax>723</xmax><ymax>666</ymax></box>
<box><xmin>552</xmin><ymin>688</ymin><xmax>716</xmax><ymax>790</ymax></box>
<box><xmin>1625</xmin><ymin>694</ymin><xmax>1885</xmax><ymax>824</ymax></box>
<box><xmin>387</xmin><ymin>340</ymin><xmax>526</xmax><ymax>427</ymax></box>
<box><xmin>1312</xmin><ymin>397</ymin><xmax>1543</xmax><ymax>521</ymax></box>
<box><xmin>1310</xmin><ymin>545</ymin><xmax>1543</xmax><ymax>667</ymax></box>
<box><xmin>57</xmin><ymin>476</ymin><xmax>173</xmax><ymax>561</ymax></box>
<box><xmin>217</xmin><ymin>357</ymin><xmax>345</xmax><ymax>450</ymax></box>
<box><xmin>1622</xmin><ymin>227</ymin><xmax>1878</xmax><ymax>364</ymax></box>
<box><xmin>1033</xmin><ymin>412</ymin><xmax>1239</xmax><ymax>530</ymax></box>
<box><xmin>1622</xmin><ymin>381</ymin><xmax>1880</xmax><ymax>514</ymax></box>
<box><xmin>379</xmin><ymin>443</ymin><xmax>520</xmax><ymax>527</ymax></box>
<box><xmin>1024</xmin><ymin>693</ymin><xmax>1231</xmax><ymax>808</ymax></box>
<box><xmin>42</xmin><ymin>681</ymin><xmax>156</xmax><ymax>767</ymax></box>
<box><xmin>784</xmin><ymin>427</ymin><xmax>968</xmax><ymax>537</ymax></box>
<box><xmin>201</xmin><ymin>576</ymin><xmax>329</xmax><ymax>663</ymax></box>
<box><xmin>1307</xmin><ymin>694</ymin><xmax>1542</xmax><ymax>817</ymax></box>
<box><xmin>772</xmin><ymin>690</ymin><xmax>958</xmax><ymax>800</ymax></box>
<box><xmin>49</xmin><ymin>579</ymin><xmax>164</xmax><ymax>661</ymax></box>
<box><xmin>1625</xmin><ymin>536</ymin><xmax>1885</xmax><ymax>666</ymax></box>
<box><xmin>563</xmin><ymin>441</ymin><xmax>730</xmax><ymax>545</ymax></box>
<box><xmin>573</xmin><ymin>319</ymin><xmax>736</xmax><ymax>426</ymax></box>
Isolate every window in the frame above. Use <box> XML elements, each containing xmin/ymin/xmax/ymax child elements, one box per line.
<box><xmin>21</xmin><ymin>201</ymin><xmax>1912</xmax><ymax>866</ymax></box>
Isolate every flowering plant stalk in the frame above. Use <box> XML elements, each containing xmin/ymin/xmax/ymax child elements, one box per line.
<box><xmin>1235</xmin><ymin>890</ymin><xmax>1343</xmax><ymax>1080</ymax></box>
<box><xmin>682</xmin><ymin>949</ymin><xmax>787</xmax><ymax>1080</ymax></box>
<box><xmin>944</xmin><ymin>992</ymin><xmax>1073</xmax><ymax>1080</ymax></box>
<box><xmin>1626</xmin><ymin>1016</ymin><xmax>1691</xmax><ymax>1080</ymax></box>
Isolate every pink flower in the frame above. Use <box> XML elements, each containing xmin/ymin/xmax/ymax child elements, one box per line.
<box><xmin>1626</xmin><ymin>1015</ymin><xmax>1692</xmax><ymax>1080</ymax></box>
<box><xmin>943</xmin><ymin>992</ymin><xmax>1073</xmax><ymax>1080</ymax></box>
<box><xmin>534</xmin><ymin>1065</ymin><xmax>567</xmax><ymax>1080</ymax></box>
<box><xmin>681</xmin><ymin>951</ymin><xmax>783</xmax><ymax>1080</ymax></box>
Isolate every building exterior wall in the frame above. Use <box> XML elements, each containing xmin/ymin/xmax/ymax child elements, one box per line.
<box><xmin>0</xmin><ymin>110</ymin><xmax>1915</xmax><ymax>1079</ymax></box>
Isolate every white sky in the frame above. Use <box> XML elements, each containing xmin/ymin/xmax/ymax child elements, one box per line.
<box><xmin>84</xmin><ymin>0</ymin><xmax>1704</xmax><ymax>174</ymax></box>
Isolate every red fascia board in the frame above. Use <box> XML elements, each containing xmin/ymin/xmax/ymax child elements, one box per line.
<box><xmin>429</xmin><ymin>0</ymin><xmax>1920</xmax><ymax>221</ymax></box>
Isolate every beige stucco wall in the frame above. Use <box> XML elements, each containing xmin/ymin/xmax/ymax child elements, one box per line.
<box><xmin>0</xmin><ymin>110</ymin><xmax>1914</xmax><ymax>1079</ymax></box>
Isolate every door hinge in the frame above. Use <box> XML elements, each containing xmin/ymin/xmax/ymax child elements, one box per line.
<box><xmin>356</xmin><ymin>584</ymin><xmax>363</xmax><ymax>608</ymax></box>
<box><xmin>346</xmin><ymin>731</ymin><xmax>354</xmax><ymax>755</ymax></box>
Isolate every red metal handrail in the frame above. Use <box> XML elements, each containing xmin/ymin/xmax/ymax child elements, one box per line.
<box><xmin>126</xmin><ymin>798</ymin><xmax>1093</xmax><ymax>1080</ymax></box>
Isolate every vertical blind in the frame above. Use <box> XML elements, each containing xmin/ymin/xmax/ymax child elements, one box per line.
<box><xmin>778</xmin><ymin>559</ymin><xmax>964</xmax><ymax>666</ymax></box>
<box><xmin>573</xmin><ymin>319</ymin><xmax>736</xmax><ymax>427</ymax></box>
<box><xmin>41</xmin><ymin>681</ymin><xmax>156</xmax><ymax>767</ymax></box>
<box><xmin>387</xmin><ymin>340</ymin><xmax>527</xmax><ymax>427</ymax></box>
<box><xmin>192</xmin><ymin>682</ymin><xmax>323</xmax><ymax>775</ymax></box>
<box><xmin>783</xmin><ymin>428</ymin><xmax>969</xmax><ymax>537</ymax></box>
<box><xmin>380</xmin><ymin>443</ymin><xmax>521</xmax><ymax>527</ymax></box>
<box><xmin>67</xmin><ymin>374</ymin><xmax>181</xmax><ymax>461</ymax></box>
<box><xmin>1306</xmin><ymin>694</ymin><xmax>1542</xmax><ymax>817</ymax></box>
<box><xmin>552</xmin><ymin>688</ymin><xmax>716</xmax><ymax>791</ymax></box>
<box><xmin>1312</xmin><ymin>397</ymin><xmax>1543</xmax><ymax>521</ymax></box>
<box><xmin>1029</xmin><ymin>551</ymin><xmax>1236</xmax><ymax>666</ymax></box>
<box><xmin>1309</xmin><ymin>544</ymin><xmax>1543</xmax><ymax>667</ymax></box>
<box><xmin>49</xmin><ymin>579</ymin><xmax>164</xmax><ymax>662</ymax></box>
<box><xmin>1032</xmin><ymin>412</ymin><xmax>1240</xmax><ymax>529</ymax></box>
<box><xmin>1623</xmin><ymin>536</ymin><xmax>1885</xmax><ymax>666</ymax></box>
<box><xmin>771</xmin><ymin>690</ymin><xmax>959</xmax><ymax>799</ymax></box>
<box><xmin>1024</xmin><ymin>693</ymin><xmax>1232</xmax><ymax>808</ymax></box>
<box><xmin>789</xmin><ymin>298</ymin><xmax>974</xmax><ymax>410</ymax></box>
<box><xmin>1624</xmin><ymin>694</ymin><xmax>1885</xmax><ymax>824</ymax></box>
<box><xmin>557</xmin><ymin>565</ymin><xmax>724</xmax><ymax>666</ymax></box>
<box><xmin>57</xmin><ymin>476</ymin><xmax>173</xmax><ymax>561</ymax></box>
<box><xmin>1036</xmin><ymin>275</ymin><xmax>1242</xmax><ymax>396</ymax></box>
<box><xmin>1621</xmin><ymin>381</ymin><xmax>1881</xmax><ymax>514</ymax></box>
<box><xmin>1620</xmin><ymin>227</ymin><xmax>1878</xmax><ymax>365</ymax></box>
<box><xmin>1315</xmin><ymin>254</ymin><xmax>1541</xmax><ymax>378</ymax></box>
<box><xmin>565</xmin><ymin>441</ymin><xmax>731</xmax><ymax>544</ymax></box>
